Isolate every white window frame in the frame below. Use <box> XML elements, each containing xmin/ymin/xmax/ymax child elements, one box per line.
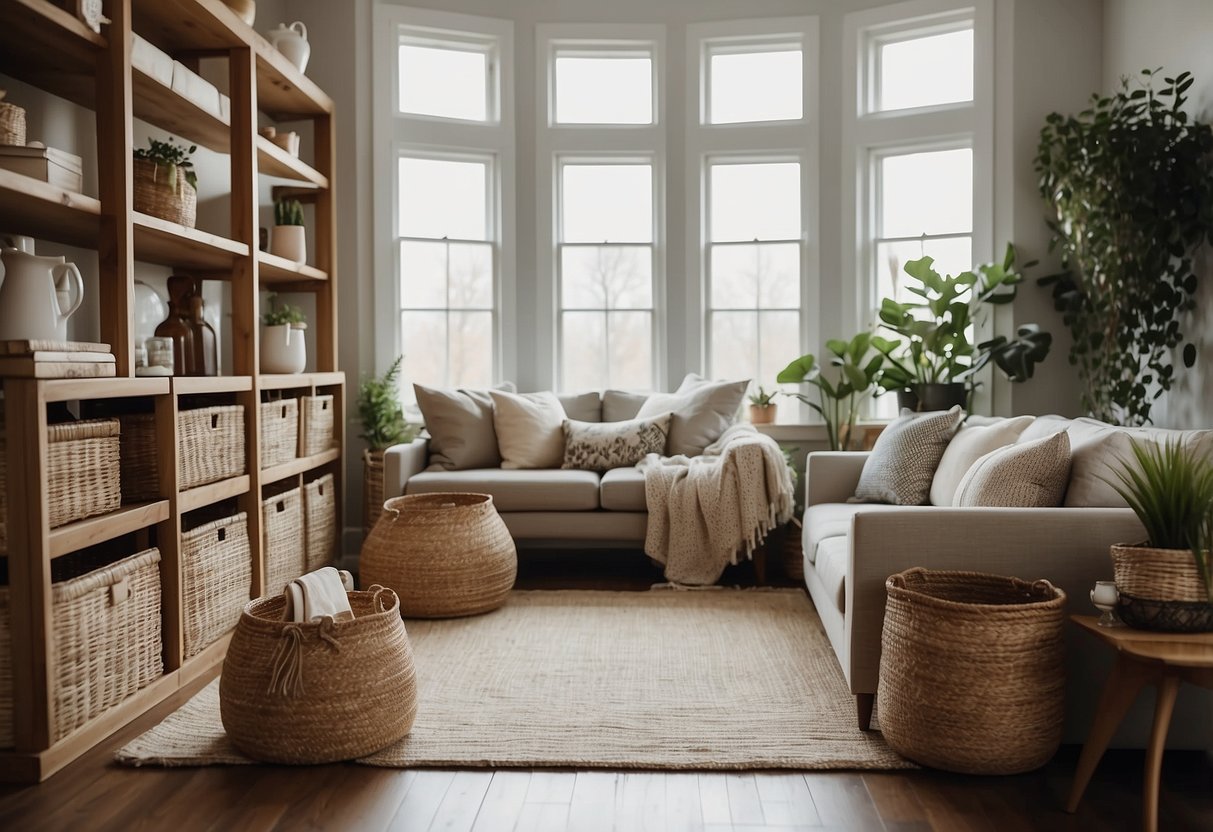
<box><xmin>842</xmin><ymin>0</ymin><xmax>995</xmax><ymax>412</ymax></box>
<box><xmin>372</xmin><ymin>5</ymin><xmax>516</xmax><ymax>393</ymax></box>
<box><xmin>536</xmin><ymin>24</ymin><xmax>666</xmax><ymax>393</ymax></box>
<box><xmin>686</xmin><ymin>17</ymin><xmax>819</xmax><ymax>421</ymax></box>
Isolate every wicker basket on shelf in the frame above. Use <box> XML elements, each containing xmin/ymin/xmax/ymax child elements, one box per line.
<box><xmin>1111</xmin><ymin>544</ymin><xmax>1213</xmax><ymax>632</ymax></box>
<box><xmin>263</xmin><ymin>487</ymin><xmax>305</xmax><ymax>594</ymax></box>
<box><xmin>117</xmin><ymin>413</ymin><xmax>160</xmax><ymax>503</ymax></box>
<box><xmin>220</xmin><ymin>587</ymin><xmax>417</xmax><ymax>764</ymax></box>
<box><xmin>300</xmin><ymin>395</ymin><xmax>334</xmax><ymax>456</ymax></box>
<box><xmin>0</xmin><ymin>93</ymin><xmax>25</xmax><ymax>146</ymax></box>
<box><xmin>178</xmin><ymin>405</ymin><xmax>245</xmax><ymax>490</ymax></box>
<box><xmin>304</xmin><ymin>473</ymin><xmax>336</xmax><ymax>572</ymax></box>
<box><xmin>181</xmin><ymin>513</ymin><xmax>251</xmax><ymax>659</ymax></box>
<box><xmin>877</xmin><ymin>567</ymin><xmax>1066</xmax><ymax>775</ymax></box>
<box><xmin>47</xmin><ymin>419</ymin><xmax>121</xmax><ymax>528</ymax></box>
<box><xmin>133</xmin><ymin>157</ymin><xmax>197</xmax><ymax>228</ymax></box>
<box><xmin>260</xmin><ymin>398</ymin><xmax>299</xmax><ymax>469</ymax></box>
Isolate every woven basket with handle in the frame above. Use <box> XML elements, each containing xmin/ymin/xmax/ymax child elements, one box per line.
<box><xmin>47</xmin><ymin>419</ymin><xmax>121</xmax><ymax>528</ymax></box>
<box><xmin>133</xmin><ymin>157</ymin><xmax>197</xmax><ymax>228</ymax></box>
<box><xmin>263</xmin><ymin>487</ymin><xmax>304</xmax><ymax>594</ymax></box>
<box><xmin>304</xmin><ymin>473</ymin><xmax>336</xmax><ymax>572</ymax></box>
<box><xmin>1111</xmin><ymin>543</ymin><xmax>1213</xmax><ymax>632</ymax></box>
<box><xmin>362</xmin><ymin>448</ymin><xmax>385</xmax><ymax>537</ymax></box>
<box><xmin>259</xmin><ymin>398</ymin><xmax>299</xmax><ymax>469</ymax></box>
<box><xmin>877</xmin><ymin>567</ymin><xmax>1066</xmax><ymax>775</ymax></box>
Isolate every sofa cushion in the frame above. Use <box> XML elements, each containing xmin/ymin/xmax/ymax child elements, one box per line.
<box><xmin>490</xmin><ymin>390</ymin><xmax>566</xmax><ymax>469</ymax></box>
<box><xmin>931</xmin><ymin>415</ymin><xmax>1034</xmax><ymax>506</ymax></box>
<box><xmin>559</xmin><ymin>391</ymin><xmax>602</xmax><ymax>422</ymax></box>
<box><xmin>406</xmin><ymin>469</ymin><xmax>601</xmax><ymax>511</ymax></box>
<box><xmin>636</xmin><ymin>373</ymin><xmax>749</xmax><ymax>457</ymax></box>
<box><xmin>852</xmin><ymin>406</ymin><xmax>963</xmax><ymax>505</ymax></box>
<box><xmin>955</xmin><ymin>432</ymin><xmax>1072</xmax><ymax>507</ymax></box>
<box><xmin>414</xmin><ymin>382</ymin><xmax>516</xmax><ymax>471</ymax></box>
<box><xmin>814</xmin><ymin>536</ymin><xmax>849</xmax><ymax>614</ymax></box>
<box><xmin>600</xmin><ymin>467</ymin><xmax>647</xmax><ymax>511</ymax></box>
<box><xmin>562</xmin><ymin>414</ymin><xmax>671</xmax><ymax>472</ymax></box>
<box><xmin>603</xmin><ymin>390</ymin><xmax>649</xmax><ymax>422</ymax></box>
<box><xmin>803</xmin><ymin>503</ymin><xmax>861</xmax><ymax>565</ymax></box>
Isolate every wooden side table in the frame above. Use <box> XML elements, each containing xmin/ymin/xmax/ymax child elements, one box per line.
<box><xmin>1066</xmin><ymin>615</ymin><xmax>1213</xmax><ymax>832</ymax></box>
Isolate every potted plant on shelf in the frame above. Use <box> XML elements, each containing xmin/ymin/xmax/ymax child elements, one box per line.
<box><xmin>748</xmin><ymin>386</ymin><xmax>778</xmax><ymax>425</ymax></box>
<box><xmin>1036</xmin><ymin>69</ymin><xmax>1213</xmax><ymax>427</ymax></box>
<box><xmin>777</xmin><ymin>331</ymin><xmax>897</xmax><ymax>451</ymax></box>
<box><xmin>876</xmin><ymin>244</ymin><xmax>1052</xmax><ymax>412</ymax></box>
<box><xmin>1104</xmin><ymin>439</ymin><xmax>1213</xmax><ymax>632</ymax></box>
<box><xmin>270</xmin><ymin>198</ymin><xmax>306</xmax><ymax>264</ymax></box>
<box><xmin>260</xmin><ymin>295</ymin><xmax>307</xmax><ymax>374</ymax></box>
<box><xmin>132</xmin><ymin>137</ymin><xmax>198</xmax><ymax>228</ymax></box>
<box><xmin>357</xmin><ymin>355</ymin><xmax>421</xmax><ymax>535</ymax></box>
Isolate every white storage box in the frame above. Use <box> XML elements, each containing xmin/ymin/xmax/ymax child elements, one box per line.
<box><xmin>0</xmin><ymin>145</ymin><xmax>83</xmax><ymax>192</ymax></box>
<box><xmin>131</xmin><ymin>33</ymin><xmax>173</xmax><ymax>87</ymax></box>
<box><xmin>171</xmin><ymin>61</ymin><xmax>223</xmax><ymax>120</ymax></box>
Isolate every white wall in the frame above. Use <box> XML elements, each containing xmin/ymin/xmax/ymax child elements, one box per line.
<box><xmin>1103</xmin><ymin>0</ymin><xmax>1213</xmax><ymax>429</ymax></box>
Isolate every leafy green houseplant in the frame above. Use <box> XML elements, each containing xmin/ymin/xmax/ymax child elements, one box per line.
<box><xmin>777</xmin><ymin>332</ymin><xmax>897</xmax><ymax>451</ymax></box>
<box><xmin>133</xmin><ymin>137</ymin><xmax>197</xmax><ymax>193</ymax></box>
<box><xmin>747</xmin><ymin>386</ymin><xmax>778</xmax><ymax>425</ymax></box>
<box><xmin>1036</xmin><ymin>69</ymin><xmax>1213</xmax><ymax>426</ymax></box>
<box><xmin>132</xmin><ymin>137</ymin><xmax>199</xmax><ymax>227</ymax></box>
<box><xmin>1104</xmin><ymin>439</ymin><xmax>1213</xmax><ymax>630</ymax></box>
<box><xmin>359</xmin><ymin>356</ymin><xmax>421</xmax><ymax>534</ymax></box>
<box><xmin>876</xmin><ymin>244</ymin><xmax>1052</xmax><ymax>410</ymax></box>
<box><xmin>270</xmin><ymin>198</ymin><xmax>307</xmax><ymax>263</ymax></box>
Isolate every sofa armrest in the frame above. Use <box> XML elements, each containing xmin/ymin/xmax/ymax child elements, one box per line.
<box><xmin>805</xmin><ymin>451</ymin><xmax>870</xmax><ymax>507</ymax></box>
<box><xmin>383</xmin><ymin>437</ymin><xmax>430</xmax><ymax>499</ymax></box>
<box><xmin>844</xmin><ymin>506</ymin><xmax>1144</xmax><ymax>695</ymax></box>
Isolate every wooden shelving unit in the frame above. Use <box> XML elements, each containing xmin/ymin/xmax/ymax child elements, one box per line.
<box><xmin>0</xmin><ymin>0</ymin><xmax>343</xmax><ymax>782</ymax></box>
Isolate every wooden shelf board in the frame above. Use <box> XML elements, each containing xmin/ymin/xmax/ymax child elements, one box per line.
<box><xmin>132</xmin><ymin>66</ymin><xmax>230</xmax><ymax>155</ymax></box>
<box><xmin>49</xmin><ymin>500</ymin><xmax>170</xmax><ymax>559</ymax></box>
<box><xmin>260</xmin><ymin>447</ymin><xmax>340</xmax><ymax>485</ymax></box>
<box><xmin>171</xmin><ymin>376</ymin><xmax>252</xmax><ymax>395</ymax></box>
<box><xmin>133</xmin><ymin>211</ymin><xmax>249</xmax><ymax>271</ymax></box>
<box><xmin>256</xmin><ymin>136</ymin><xmax>327</xmax><ymax>187</ymax></box>
<box><xmin>0</xmin><ymin>168</ymin><xmax>101</xmax><ymax>249</ymax></box>
<box><xmin>310</xmin><ymin>372</ymin><xmax>345</xmax><ymax>388</ymax></box>
<box><xmin>253</xmin><ymin>35</ymin><xmax>333</xmax><ymax>118</ymax></box>
<box><xmin>41</xmin><ymin>376</ymin><xmax>170</xmax><ymax>402</ymax></box>
<box><xmin>132</xmin><ymin>0</ymin><xmax>249</xmax><ymax>52</ymax></box>
<box><xmin>179</xmin><ymin>473</ymin><xmax>250</xmax><ymax>513</ymax></box>
<box><xmin>257</xmin><ymin>373</ymin><xmax>315</xmax><ymax>391</ymax></box>
<box><xmin>0</xmin><ymin>0</ymin><xmax>104</xmax><ymax>109</ymax></box>
<box><xmin>258</xmin><ymin>251</ymin><xmax>327</xmax><ymax>283</ymax></box>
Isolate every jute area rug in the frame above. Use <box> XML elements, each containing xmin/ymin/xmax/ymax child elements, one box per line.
<box><xmin>117</xmin><ymin>589</ymin><xmax>911</xmax><ymax>771</ymax></box>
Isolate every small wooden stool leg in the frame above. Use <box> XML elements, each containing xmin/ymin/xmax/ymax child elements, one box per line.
<box><xmin>1142</xmin><ymin>674</ymin><xmax>1180</xmax><ymax>832</ymax></box>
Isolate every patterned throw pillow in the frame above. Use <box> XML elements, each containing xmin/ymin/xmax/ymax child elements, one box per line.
<box><xmin>562</xmin><ymin>414</ymin><xmax>673</xmax><ymax>472</ymax></box>
<box><xmin>953</xmin><ymin>431</ymin><xmax>1072</xmax><ymax>507</ymax></box>
<box><xmin>852</xmin><ymin>406</ymin><xmax>963</xmax><ymax>505</ymax></box>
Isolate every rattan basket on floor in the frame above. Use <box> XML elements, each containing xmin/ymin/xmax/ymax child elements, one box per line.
<box><xmin>877</xmin><ymin>567</ymin><xmax>1066</xmax><ymax>775</ymax></box>
<box><xmin>263</xmin><ymin>487</ymin><xmax>304</xmax><ymax>594</ymax></box>
<box><xmin>361</xmin><ymin>492</ymin><xmax>517</xmax><ymax>618</ymax></box>
<box><xmin>182</xmin><ymin>513</ymin><xmax>251</xmax><ymax>659</ymax></box>
<box><xmin>47</xmin><ymin>419</ymin><xmax>121</xmax><ymax>528</ymax></box>
<box><xmin>179</xmin><ymin>405</ymin><xmax>245</xmax><ymax>490</ymax></box>
<box><xmin>219</xmin><ymin>587</ymin><xmax>418</xmax><ymax>764</ymax></box>
<box><xmin>1112</xmin><ymin>543</ymin><xmax>1213</xmax><ymax>632</ymax></box>
<box><xmin>362</xmin><ymin>448</ymin><xmax>384</xmax><ymax>537</ymax></box>
<box><xmin>300</xmin><ymin>395</ymin><xmax>334</xmax><ymax>457</ymax></box>
<box><xmin>133</xmin><ymin>157</ymin><xmax>197</xmax><ymax>228</ymax></box>
<box><xmin>260</xmin><ymin>398</ymin><xmax>299</xmax><ymax>469</ymax></box>
<box><xmin>304</xmin><ymin>474</ymin><xmax>336</xmax><ymax>572</ymax></box>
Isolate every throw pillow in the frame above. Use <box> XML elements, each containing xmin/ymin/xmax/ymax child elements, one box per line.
<box><xmin>851</xmin><ymin>406</ymin><xmax>963</xmax><ymax>505</ymax></box>
<box><xmin>602</xmin><ymin>389</ymin><xmax>649</xmax><ymax>422</ymax></box>
<box><xmin>930</xmin><ymin>415</ymin><xmax>1035</xmax><ymax>506</ymax></box>
<box><xmin>558</xmin><ymin>391</ymin><xmax>602</xmax><ymax>423</ymax></box>
<box><xmin>562</xmin><ymin>413</ymin><xmax>673</xmax><ymax>472</ymax></box>
<box><xmin>489</xmin><ymin>390</ymin><xmax>567</xmax><ymax>469</ymax></box>
<box><xmin>635</xmin><ymin>373</ymin><xmax>749</xmax><ymax>457</ymax></box>
<box><xmin>414</xmin><ymin>382</ymin><xmax>516</xmax><ymax>471</ymax></box>
<box><xmin>954</xmin><ymin>431</ymin><xmax>1072</xmax><ymax>507</ymax></box>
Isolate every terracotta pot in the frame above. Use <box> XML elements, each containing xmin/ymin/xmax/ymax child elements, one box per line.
<box><xmin>270</xmin><ymin>224</ymin><xmax>306</xmax><ymax>263</ymax></box>
<box><xmin>749</xmin><ymin>403</ymin><xmax>777</xmax><ymax>425</ymax></box>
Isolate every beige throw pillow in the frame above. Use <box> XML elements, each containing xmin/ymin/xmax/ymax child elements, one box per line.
<box><xmin>635</xmin><ymin>373</ymin><xmax>749</xmax><ymax>457</ymax></box>
<box><xmin>954</xmin><ymin>431</ymin><xmax>1072</xmax><ymax>507</ymax></box>
<box><xmin>930</xmin><ymin>416</ymin><xmax>1035</xmax><ymax>506</ymax></box>
<box><xmin>414</xmin><ymin>382</ymin><xmax>516</xmax><ymax>471</ymax></box>
<box><xmin>562</xmin><ymin>413</ymin><xmax>672</xmax><ymax>472</ymax></box>
<box><xmin>490</xmin><ymin>390</ymin><xmax>567</xmax><ymax>469</ymax></box>
<box><xmin>558</xmin><ymin>391</ymin><xmax>602</xmax><ymax>422</ymax></box>
<box><xmin>603</xmin><ymin>389</ymin><xmax>650</xmax><ymax>422</ymax></box>
<box><xmin>852</xmin><ymin>406</ymin><xmax>963</xmax><ymax>505</ymax></box>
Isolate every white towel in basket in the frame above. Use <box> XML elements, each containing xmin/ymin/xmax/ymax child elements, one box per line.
<box><xmin>283</xmin><ymin>567</ymin><xmax>355</xmax><ymax>623</ymax></box>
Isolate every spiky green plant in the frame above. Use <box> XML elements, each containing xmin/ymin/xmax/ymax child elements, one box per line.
<box><xmin>1103</xmin><ymin>438</ymin><xmax>1213</xmax><ymax>600</ymax></box>
<box><xmin>357</xmin><ymin>355</ymin><xmax>420</xmax><ymax>450</ymax></box>
<box><xmin>748</xmin><ymin>386</ymin><xmax>776</xmax><ymax>407</ymax></box>
<box><xmin>274</xmin><ymin>198</ymin><xmax>305</xmax><ymax>226</ymax></box>
<box><xmin>261</xmin><ymin>293</ymin><xmax>306</xmax><ymax>327</ymax></box>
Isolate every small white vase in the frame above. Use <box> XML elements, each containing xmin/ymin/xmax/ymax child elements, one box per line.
<box><xmin>270</xmin><ymin>224</ymin><xmax>306</xmax><ymax>264</ymax></box>
<box><xmin>261</xmin><ymin>323</ymin><xmax>307</xmax><ymax>374</ymax></box>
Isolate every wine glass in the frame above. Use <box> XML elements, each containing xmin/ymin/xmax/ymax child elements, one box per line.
<box><xmin>1090</xmin><ymin>581</ymin><xmax>1122</xmax><ymax>627</ymax></box>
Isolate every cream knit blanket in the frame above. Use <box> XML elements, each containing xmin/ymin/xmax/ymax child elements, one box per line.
<box><xmin>638</xmin><ymin>424</ymin><xmax>795</xmax><ymax>586</ymax></box>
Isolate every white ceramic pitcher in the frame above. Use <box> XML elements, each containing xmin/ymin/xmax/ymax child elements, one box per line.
<box><xmin>0</xmin><ymin>249</ymin><xmax>84</xmax><ymax>341</ymax></box>
<box><xmin>267</xmin><ymin>21</ymin><xmax>310</xmax><ymax>73</ymax></box>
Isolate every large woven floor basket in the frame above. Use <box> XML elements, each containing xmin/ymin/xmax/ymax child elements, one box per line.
<box><xmin>219</xmin><ymin>587</ymin><xmax>417</xmax><ymax>764</ymax></box>
<box><xmin>361</xmin><ymin>493</ymin><xmax>517</xmax><ymax>618</ymax></box>
<box><xmin>1112</xmin><ymin>544</ymin><xmax>1213</xmax><ymax>632</ymax></box>
<box><xmin>877</xmin><ymin>568</ymin><xmax>1066</xmax><ymax>775</ymax></box>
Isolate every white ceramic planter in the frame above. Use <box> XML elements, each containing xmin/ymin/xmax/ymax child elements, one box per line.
<box><xmin>270</xmin><ymin>224</ymin><xmax>306</xmax><ymax>264</ymax></box>
<box><xmin>261</xmin><ymin>323</ymin><xmax>307</xmax><ymax>374</ymax></box>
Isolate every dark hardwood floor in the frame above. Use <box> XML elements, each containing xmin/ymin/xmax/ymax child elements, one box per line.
<box><xmin>1</xmin><ymin>548</ymin><xmax>1210</xmax><ymax>832</ymax></box>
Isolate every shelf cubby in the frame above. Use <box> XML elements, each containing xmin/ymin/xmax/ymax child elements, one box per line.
<box><xmin>0</xmin><ymin>169</ymin><xmax>101</xmax><ymax>249</ymax></box>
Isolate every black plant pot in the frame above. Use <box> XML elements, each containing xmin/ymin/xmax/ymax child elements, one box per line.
<box><xmin>896</xmin><ymin>383</ymin><xmax>968</xmax><ymax>413</ymax></box>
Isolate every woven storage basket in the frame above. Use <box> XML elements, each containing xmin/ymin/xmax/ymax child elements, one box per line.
<box><xmin>304</xmin><ymin>474</ymin><xmax>336</xmax><ymax>572</ymax></box>
<box><xmin>782</xmin><ymin>517</ymin><xmax>804</xmax><ymax>582</ymax></box>
<box><xmin>118</xmin><ymin>413</ymin><xmax>160</xmax><ymax>503</ymax></box>
<box><xmin>179</xmin><ymin>405</ymin><xmax>246</xmax><ymax>490</ymax></box>
<box><xmin>133</xmin><ymin>157</ymin><xmax>197</xmax><ymax>228</ymax></box>
<box><xmin>0</xmin><ymin>418</ymin><xmax>7</xmax><ymax>555</ymax></box>
<box><xmin>0</xmin><ymin>548</ymin><xmax>162</xmax><ymax>747</ymax></box>
<box><xmin>263</xmin><ymin>487</ymin><xmax>305</xmax><ymax>594</ymax></box>
<box><xmin>182</xmin><ymin>513</ymin><xmax>251</xmax><ymax>659</ymax></box>
<box><xmin>300</xmin><ymin>395</ymin><xmax>335</xmax><ymax>457</ymax></box>
<box><xmin>361</xmin><ymin>493</ymin><xmax>517</xmax><ymax>618</ymax></box>
<box><xmin>362</xmin><ymin>448</ymin><xmax>384</xmax><ymax>537</ymax></box>
<box><xmin>0</xmin><ymin>100</ymin><xmax>25</xmax><ymax>146</ymax></box>
<box><xmin>47</xmin><ymin>419</ymin><xmax>121</xmax><ymax>528</ymax></box>
<box><xmin>219</xmin><ymin>587</ymin><xmax>417</xmax><ymax>764</ymax></box>
<box><xmin>877</xmin><ymin>567</ymin><xmax>1066</xmax><ymax>775</ymax></box>
<box><xmin>1112</xmin><ymin>543</ymin><xmax>1213</xmax><ymax>632</ymax></box>
<box><xmin>260</xmin><ymin>398</ymin><xmax>299</xmax><ymax>469</ymax></box>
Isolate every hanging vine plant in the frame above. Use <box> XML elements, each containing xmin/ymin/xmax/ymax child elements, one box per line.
<box><xmin>1035</xmin><ymin>68</ymin><xmax>1213</xmax><ymax>426</ymax></box>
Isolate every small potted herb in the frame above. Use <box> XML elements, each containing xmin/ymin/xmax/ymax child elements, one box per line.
<box><xmin>260</xmin><ymin>294</ymin><xmax>307</xmax><ymax>374</ymax></box>
<box><xmin>748</xmin><ymin>386</ymin><xmax>778</xmax><ymax>425</ymax></box>
<box><xmin>133</xmin><ymin>137</ymin><xmax>198</xmax><ymax>228</ymax></box>
<box><xmin>270</xmin><ymin>198</ymin><xmax>306</xmax><ymax>264</ymax></box>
